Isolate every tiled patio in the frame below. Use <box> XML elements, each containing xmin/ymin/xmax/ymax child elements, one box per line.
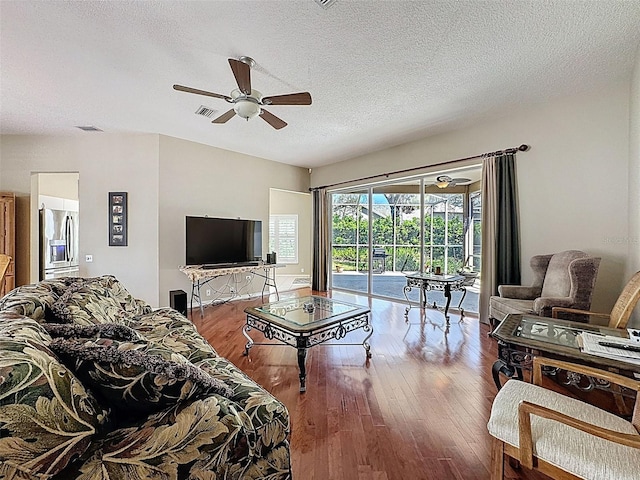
<box><xmin>331</xmin><ymin>271</ymin><xmax>480</xmax><ymax>314</ymax></box>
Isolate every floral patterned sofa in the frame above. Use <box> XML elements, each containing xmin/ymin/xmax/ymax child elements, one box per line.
<box><xmin>0</xmin><ymin>275</ymin><xmax>291</xmax><ymax>480</ymax></box>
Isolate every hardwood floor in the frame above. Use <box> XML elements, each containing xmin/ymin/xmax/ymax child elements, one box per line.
<box><xmin>191</xmin><ymin>289</ymin><xmax>549</xmax><ymax>480</ymax></box>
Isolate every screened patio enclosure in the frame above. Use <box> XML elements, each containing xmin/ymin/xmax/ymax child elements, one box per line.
<box><xmin>330</xmin><ymin>175</ymin><xmax>482</xmax><ymax>313</ymax></box>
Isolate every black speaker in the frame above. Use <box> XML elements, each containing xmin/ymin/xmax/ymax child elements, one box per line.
<box><xmin>169</xmin><ymin>290</ymin><xmax>187</xmax><ymax>316</ymax></box>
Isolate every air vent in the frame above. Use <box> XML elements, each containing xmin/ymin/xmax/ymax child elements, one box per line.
<box><xmin>75</xmin><ymin>126</ymin><xmax>103</xmax><ymax>132</ymax></box>
<box><xmin>313</xmin><ymin>0</ymin><xmax>337</xmax><ymax>9</ymax></box>
<box><xmin>195</xmin><ymin>105</ymin><xmax>217</xmax><ymax>118</ymax></box>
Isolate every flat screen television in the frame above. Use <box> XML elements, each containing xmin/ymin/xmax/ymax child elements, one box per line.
<box><xmin>185</xmin><ymin>216</ymin><xmax>262</xmax><ymax>266</ymax></box>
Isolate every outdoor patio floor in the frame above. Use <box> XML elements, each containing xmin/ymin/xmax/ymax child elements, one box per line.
<box><xmin>331</xmin><ymin>271</ymin><xmax>480</xmax><ymax>315</ymax></box>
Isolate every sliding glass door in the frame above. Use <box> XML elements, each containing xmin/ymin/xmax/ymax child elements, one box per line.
<box><xmin>468</xmin><ymin>191</ymin><xmax>482</xmax><ymax>271</ymax></box>
<box><xmin>331</xmin><ymin>190</ymin><xmax>369</xmax><ymax>294</ymax></box>
<box><xmin>370</xmin><ymin>183</ymin><xmax>422</xmax><ymax>301</ymax></box>
<box><xmin>423</xmin><ymin>193</ymin><xmax>465</xmax><ymax>274</ymax></box>
<box><xmin>329</xmin><ymin>172</ymin><xmax>481</xmax><ymax>313</ymax></box>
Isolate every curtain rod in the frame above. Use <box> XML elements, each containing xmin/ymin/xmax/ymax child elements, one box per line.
<box><xmin>310</xmin><ymin>144</ymin><xmax>530</xmax><ymax>191</ymax></box>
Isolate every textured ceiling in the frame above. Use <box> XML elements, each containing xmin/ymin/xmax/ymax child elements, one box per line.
<box><xmin>1</xmin><ymin>1</ymin><xmax>640</xmax><ymax>168</ymax></box>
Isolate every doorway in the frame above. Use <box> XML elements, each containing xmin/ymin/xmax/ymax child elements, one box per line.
<box><xmin>269</xmin><ymin>188</ymin><xmax>312</xmax><ymax>293</ymax></box>
<box><xmin>30</xmin><ymin>172</ymin><xmax>80</xmax><ymax>282</ymax></box>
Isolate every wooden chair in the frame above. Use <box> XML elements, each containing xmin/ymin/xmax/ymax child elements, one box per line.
<box><xmin>552</xmin><ymin>271</ymin><xmax>640</xmax><ymax>329</ymax></box>
<box><xmin>488</xmin><ymin>356</ymin><xmax>640</xmax><ymax>480</ymax></box>
<box><xmin>0</xmin><ymin>254</ymin><xmax>10</xmax><ymax>293</ymax></box>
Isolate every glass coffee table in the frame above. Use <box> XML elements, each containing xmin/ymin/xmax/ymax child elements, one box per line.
<box><xmin>243</xmin><ymin>296</ymin><xmax>373</xmax><ymax>392</ymax></box>
<box><xmin>491</xmin><ymin>314</ymin><xmax>640</xmax><ymax>391</ymax></box>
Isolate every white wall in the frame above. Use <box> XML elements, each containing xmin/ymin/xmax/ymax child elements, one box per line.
<box><xmin>629</xmin><ymin>46</ymin><xmax>640</xmax><ymax>327</ymax></box>
<box><xmin>38</xmin><ymin>172</ymin><xmax>79</xmax><ymax>200</ymax></box>
<box><xmin>269</xmin><ymin>188</ymin><xmax>312</xmax><ymax>276</ymax></box>
<box><xmin>0</xmin><ymin>134</ymin><xmax>160</xmax><ymax>305</ymax></box>
<box><xmin>157</xmin><ymin>135</ymin><xmax>309</xmax><ymax>307</ymax></box>
<box><xmin>1</xmin><ymin>133</ymin><xmax>311</xmax><ymax>308</ymax></box>
<box><xmin>312</xmin><ymin>81</ymin><xmax>632</xmax><ymax>314</ymax></box>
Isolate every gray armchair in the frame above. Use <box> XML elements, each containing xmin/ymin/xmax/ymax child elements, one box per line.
<box><xmin>489</xmin><ymin>250</ymin><xmax>601</xmax><ymax>326</ymax></box>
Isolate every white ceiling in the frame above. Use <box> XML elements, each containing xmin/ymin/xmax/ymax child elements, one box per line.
<box><xmin>2</xmin><ymin>1</ymin><xmax>639</xmax><ymax>169</ymax></box>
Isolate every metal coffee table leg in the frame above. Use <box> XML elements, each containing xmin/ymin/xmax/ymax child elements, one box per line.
<box><xmin>363</xmin><ymin>319</ymin><xmax>373</xmax><ymax>358</ymax></box>
<box><xmin>242</xmin><ymin>324</ymin><xmax>254</xmax><ymax>356</ymax></box>
<box><xmin>443</xmin><ymin>283</ymin><xmax>453</xmax><ymax>319</ymax></box>
<box><xmin>296</xmin><ymin>337</ymin><xmax>308</xmax><ymax>393</ymax></box>
<box><xmin>403</xmin><ymin>284</ymin><xmax>413</xmax><ymax>317</ymax></box>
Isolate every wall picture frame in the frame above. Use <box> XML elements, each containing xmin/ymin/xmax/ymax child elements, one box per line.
<box><xmin>109</xmin><ymin>192</ymin><xmax>128</xmax><ymax>246</ymax></box>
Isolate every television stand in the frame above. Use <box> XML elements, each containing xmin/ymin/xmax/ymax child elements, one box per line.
<box><xmin>202</xmin><ymin>261</ymin><xmax>260</xmax><ymax>269</ymax></box>
<box><xmin>179</xmin><ymin>263</ymin><xmax>284</xmax><ymax>318</ymax></box>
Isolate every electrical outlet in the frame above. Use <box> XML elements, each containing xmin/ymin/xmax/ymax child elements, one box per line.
<box><xmin>246</xmin><ymin>275</ymin><xmax>252</xmax><ymax>281</ymax></box>
<box><xmin>85</xmin><ymin>255</ymin><xmax>93</xmax><ymax>262</ymax></box>
<box><xmin>301</xmin><ymin>268</ymin><xmax>304</xmax><ymax>273</ymax></box>
<box><xmin>230</xmin><ymin>287</ymin><xmax>236</xmax><ymax>294</ymax></box>
<box><xmin>205</xmin><ymin>289</ymin><xmax>211</xmax><ymax>296</ymax></box>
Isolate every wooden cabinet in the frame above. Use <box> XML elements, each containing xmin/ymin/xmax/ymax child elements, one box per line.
<box><xmin>0</xmin><ymin>192</ymin><xmax>15</xmax><ymax>296</ymax></box>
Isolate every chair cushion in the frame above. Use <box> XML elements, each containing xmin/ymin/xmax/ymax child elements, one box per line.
<box><xmin>489</xmin><ymin>296</ymin><xmax>535</xmax><ymax>322</ymax></box>
<box><xmin>487</xmin><ymin>379</ymin><xmax>640</xmax><ymax>480</ymax></box>
<box><xmin>540</xmin><ymin>250</ymin><xmax>586</xmax><ymax>298</ymax></box>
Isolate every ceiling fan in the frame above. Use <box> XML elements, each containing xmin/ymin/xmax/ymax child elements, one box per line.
<box><xmin>429</xmin><ymin>175</ymin><xmax>472</xmax><ymax>189</ymax></box>
<box><xmin>173</xmin><ymin>56</ymin><xmax>312</xmax><ymax>130</ymax></box>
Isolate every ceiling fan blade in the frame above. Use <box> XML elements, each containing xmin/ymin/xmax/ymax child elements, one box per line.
<box><xmin>260</xmin><ymin>109</ymin><xmax>287</xmax><ymax>130</ymax></box>
<box><xmin>173</xmin><ymin>84</ymin><xmax>231</xmax><ymax>101</ymax></box>
<box><xmin>262</xmin><ymin>92</ymin><xmax>312</xmax><ymax>106</ymax></box>
<box><xmin>228</xmin><ymin>59</ymin><xmax>251</xmax><ymax>95</ymax></box>
<box><xmin>212</xmin><ymin>109</ymin><xmax>236</xmax><ymax>124</ymax></box>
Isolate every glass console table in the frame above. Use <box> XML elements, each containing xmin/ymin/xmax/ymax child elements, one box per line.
<box><xmin>403</xmin><ymin>272</ymin><xmax>466</xmax><ymax>321</ymax></box>
<box><xmin>180</xmin><ymin>263</ymin><xmax>283</xmax><ymax>317</ymax></box>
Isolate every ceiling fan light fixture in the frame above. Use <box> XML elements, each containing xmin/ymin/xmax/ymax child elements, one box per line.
<box><xmin>435</xmin><ymin>175</ymin><xmax>451</xmax><ymax>188</ymax></box>
<box><xmin>234</xmin><ymin>98</ymin><xmax>261</xmax><ymax>120</ymax></box>
<box><xmin>174</xmin><ymin>57</ymin><xmax>310</xmax><ymax>129</ymax></box>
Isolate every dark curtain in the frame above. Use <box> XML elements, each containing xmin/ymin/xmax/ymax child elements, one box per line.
<box><xmin>312</xmin><ymin>188</ymin><xmax>329</xmax><ymax>291</ymax></box>
<box><xmin>495</xmin><ymin>153</ymin><xmax>521</xmax><ymax>288</ymax></box>
<box><xmin>479</xmin><ymin>152</ymin><xmax>521</xmax><ymax>323</ymax></box>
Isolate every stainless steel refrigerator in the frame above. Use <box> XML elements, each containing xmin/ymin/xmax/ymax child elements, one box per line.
<box><xmin>39</xmin><ymin>208</ymin><xmax>80</xmax><ymax>280</ymax></box>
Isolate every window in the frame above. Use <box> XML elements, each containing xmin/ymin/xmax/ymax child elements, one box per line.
<box><xmin>269</xmin><ymin>215</ymin><xmax>298</xmax><ymax>264</ymax></box>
